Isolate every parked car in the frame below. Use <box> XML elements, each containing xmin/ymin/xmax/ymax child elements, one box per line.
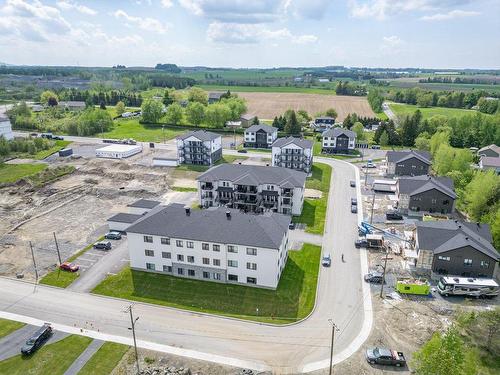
<box><xmin>52</xmin><ymin>135</ymin><xmax>64</xmax><ymax>141</ymax></box>
<box><xmin>321</xmin><ymin>254</ymin><xmax>331</xmax><ymax>267</ymax></box>
<box><xmin>366</xmin><ymin>347</ymin><xmax>406</xmax><ymax>367</ymax></box>
<box><xmin>351</xmin><ymin>204</ymin><xmax>358</xmax><ymax>213</ymax></box>
<box><xmin>41</xmin><ymin>132</ymin><xmax>53</xmax><ymax>139</ymax></box>
<box><xmin>237</xmin><ymin>149</ymin><xmax>248</xmax><ymax>153</ymax></box>
<box><xmin>29</xmin><ymin>132</ymin><xmax>38</xmax><ymax>137</ymax></box>
<box><xmin>371</xmin><ymin>145</ymin><xmax>381</xmax><ymax>149</ymax></box>
<box><xmin>386</xmin><ymin>210</ymin><xmax>403</xmax><ymax>220</ymax></box>
<box><xmin>350</xmin><ymin>180</ymin><xmax>356</xmax><ymax>187</ymax></box>
<box><xmin>355</xmin><ymin>239</ymin><xmax>368</xmax><ymax>248</ymax></box>
<box><xmin>93</xmin><ymin>241</ymin><xmax>111</xmax><ymax>250</ymax></box>
<box><xmin>288</xmin><ymin>222</ymin><xmax>296</xmax><ymax>230</ymax></box>
<box><xmin>365</xmin><ymin>162</ymin><xmax>375</xmax><ymax>168</ymax></box>
<box><xmin>351</xmin><ymin>198</ymin><xmax>357</xmax><ymax>205</ymax></box>
<box><xmin>105</xmin><ymin>231</ymin><xmax>122</xmax><ymax>240</ymax></box>
<box><xmin>21</xmin><ymin>324</ymin><xmax>53</xmax><ymax>355</ymax></box>
<box><xmin>59</xmin><ymin>262</ymin><xmax>79</xmax><ymax>272</ymax></box>
<box><xmin>364</xmin><ymin>272</ymin><xmax>384</xmax><ymax>283</ymax></box>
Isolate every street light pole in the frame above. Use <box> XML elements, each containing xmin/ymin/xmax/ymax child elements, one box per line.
<box><xmin>126</xmin><ymin>305</ymin><xmax>140</xmax><ymax>375</ymax></box>
<box><xmin>328</xmin><ymin>319</ymin><xmax>339</xmax><ymax>375</ymax></box>
<box><xmin>53</xmin><ymin>232</ymin><xmax>62</xmax><ymax>265</ymax></box>
<box><xmin>29</xmin><ymin>241</ymin><xmax>38</xmax><ymax>283</ymax></box>
<box><xmin>379</xmin><ymin>251</ymin><xmax>392</xmax><ymax>299</ymax></box>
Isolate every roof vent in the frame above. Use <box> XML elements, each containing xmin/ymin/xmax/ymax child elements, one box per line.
<box><xmin>465</xmin><ymin>236</ymin><xmax>468</xmax><ymax>240</ymax></box>
<box><xmin>266</xmin><ymin>163</ymin><xmax>269</xmax><ymax>167</ymax></box>
<box><xmin>184</xmin><ymin>207</ymin><xmax>191</xmax><ymax>216</ymax></box>
<box><xmin>226</xmin><ymin>210</ymin><xmax>231</xmax><ymax>219</ymax></box>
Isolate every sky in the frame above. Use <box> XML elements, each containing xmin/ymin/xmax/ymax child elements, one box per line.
<box><xmin>0</xmin><ymin>0</ymin><xmax>499</xmax><ymax>69</ymax></box>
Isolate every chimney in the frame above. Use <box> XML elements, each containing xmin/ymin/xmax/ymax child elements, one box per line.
<box><xmin>185</xmin><ymin>206</ymin><xmax>191</xmax><ymax>216</ymax></box>
<box><xmin>226</xmin><ymin>210</ymin><xmax>231</xmax><ymax>219</ymax></box>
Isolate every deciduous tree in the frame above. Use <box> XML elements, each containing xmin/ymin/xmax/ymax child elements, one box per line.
<box><xmin>141</xmin><ymin>99</ymin><xmax>164</xmax><ymax>123</ymax></box>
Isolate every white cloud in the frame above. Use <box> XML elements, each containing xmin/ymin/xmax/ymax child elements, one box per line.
<box><xmin>380</xmin><ymin>35</ymin><xmax>405</xmax><ymax>54</ymax></box>
<box><xmin>284</xmin><ymin>0</ymin><xmax>331</xmax><ymax>20</ymax></box>
<box><xmin>420</xmin><ymin>9</ymin><xmax>480</xmax><ymax>21</ymax></box>
<box><xmin>56</xmin><ymin>1</ymin><xmax>97</xmax><ymax>16</ymax></box>
<box><xmin>113</xmin><ymin>9</ymin><xmax>170</xmax><ymax>34</ymax></box>
<box><xmin>382</xmin><ymin>35</ymin><xmax>402</xmax><ymax>47</ymax></box>
<box><xmin>161</xmin><ymin>0</ymin><xmax>173</xmax><ymax>8</ymax></box>
<box><xmin>294</xmin><ymin>34</ymin><xmax>318</xmax><ymax>44</ymax></box>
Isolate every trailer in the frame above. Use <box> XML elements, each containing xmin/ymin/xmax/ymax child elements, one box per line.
<box><xmin>373</xmin><ymin>179</ymin><xmax>397</xmax><ymax>193</ymax></box>
<box><xmin>396</xmin><ymin>278</ymin><xmax>430</xmax><ymax>295</ymax></box>
<box><xmin>366</xmin><ymin>234</ymin><xmax>384</xmax><ymax>249</ymax></box>
<box><xmin>58</xmin><ymin>148</ymin><xmax>73</xmax><ymax>157</ymax></box>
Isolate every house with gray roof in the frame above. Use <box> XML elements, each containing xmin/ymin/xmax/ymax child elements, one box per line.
<box><xmin>126</xmin><ymin>203</ymin><xmax>291</xmax><ymax>289</ymax></box>
<box><xmin>478</xmin><ymin>144</ymin><xmax>500</xmax><ymax>158</ymax></box>
<box><xmin>479</xmin><ymin>156</ymin><xmax>500</xmax><ymax>174</ymax></box>
<box><xmin>57</xmin><ymin>101</ymin><xmax>86</xmax><ymax>111</ymax></box>
<box><xmin>208</xmin><ymin>92</ymin><xmax>224</xmax><ymax>104</ymax></box>
<box><xmin>177</xmin><ymin>130</ymin><xmax>222</xmax><ymax>166</ymax></box>
<box><xmin>197</xmin><ymin>164</ymin><xmax>307</xmax><ymax>215</ymax></box>
<box><xmin>415</xmin><ymin>220</ymin><xmax>499</xmax><ymax>279</ymax></box>
<box><xmin>127</xmin><ymin>199</ymin><xmax>161</xmax><ymax>215</ymax></box>
<box><xmin>397</xmin><ymin>175</ymin><xmax>456</xmax><ymax>215</ymax></box>
<box><xmin>386</xmin><ymin>150</ymin><xmax>431</xmax><ymax>176</ymax></box>
<box><xmin>244</xmin><ymin>124</ymin><xmax>278</xmax><ymax>148</ymax></box>
<box><xmin>272</xmin><ymin>137</ymin><xmax>313</xmax><ymax>173</ymax></box>
<box><xmin>240</xmin><ymin>113</ymin><xmax>257</xmax><ymax>128</ymax></box>
<box><xmin>321</xmin><ymin>128</ymin><xmax>356</xmax><ymax>154</ymax></box>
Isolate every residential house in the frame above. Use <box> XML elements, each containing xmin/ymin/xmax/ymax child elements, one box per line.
<box><xmin>479</xmin><ymin>156</ymin><xmax>500</xmax><ymax>174</ymax></box>
<box><xmin>58</xmin><ymin>101</ymin><xmax>86</xmax><ymax>111</ymax></box>
<box><xmin>208</xmin><ymin>92</ymin><xmax>224</xmax><ymax>104</ymax></box>
<box><xmin>197</xmin><ymin>164</ymin><xmax>307</xmax><ymax>215</ymax></box>
<box><xmin>240</xmin><ymin>114</ymin><xmax>257</xmax><ymax>128</ymax></box>
<box><xmin>415</xmin><ymin>220</ymin><xmax>499</xmax><ymax>279</ymax></box>
<box><xmin>244</xmin><ymin>124</ymin><xmax>278</xmax><ymax>148</ymax></box>
<box><xmin>126</xmin><ymin>203</ymin><xmax>290</xmax><ymax>289</ymax></box>
<box><xmin>177</xmin><ymin>130</ymin><xmax>222</xmax><ymax>166</ymax></box>
<box><xmin>271</xmin><ymin>137</ymin><xmax>313</xmax><ymax>173</ymax></box>
<box><xmin>477</xmin><ymin>144</ymin><xmax>500</xmax><ymax>158</ymax></box>
<box><xmin>313</xmin><ymin>116</ymin><xmax>335</xmax><ymax>132</ymax></box>
<box><xmin>386</xmin><ymin>150</ymin><xmax>431</xmax><ymax>176</ymax></box>
<box><xmin>397</xmin><ymin>175</ymin><xmax>456</xmax><ymax>215</ymax></box>
<box><xmin>321</xmin><ymin>128</ymin><xmax>356</xmax><ymax>154</ymax></box>
<box><xmin>0</xmin><ymin>114</ymin><xmax>13</xmax><ymax>140</ymax></box>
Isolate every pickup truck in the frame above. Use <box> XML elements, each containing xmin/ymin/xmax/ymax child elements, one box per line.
<box><xmin>366</xmin><ymin>347</ymin><xmax>406</xmax><ymax>367</ymax></box>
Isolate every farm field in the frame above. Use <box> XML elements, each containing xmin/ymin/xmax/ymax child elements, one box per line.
<box><xmin>388</xmin><ymin>103</ymin><xmax>487</xmax><ymax>119</ymax></box>
<box><xmin>234</xmin><ymin>92</ymin><xmax>376</xmax><ymax>120</ymax></box>
<box><xmin>197</xmin><ymin>84</ymin><xmax>337</xmax><ymax>95</ymax></box>
<box><xmin>387</xmin><ymin>78</ymin><xmax>500</xmax><ymax>92</ymax></box>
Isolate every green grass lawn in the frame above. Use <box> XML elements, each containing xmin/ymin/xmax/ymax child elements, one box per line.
<box><xmin>39</xmin><ymin>269</ymin><xmax>79</xmax><ymax>288</ymax></box>
<box><xmin>236</xmin><ymin>144</ymin><xmax>272</xmax><ymax>153</ymax></box>
<box><xmin>197</xmin><ymin>84</ymin><xmax>337</xmax><ymax>95</ymax></box>
<box><xmin>99</xmin><ymin>119</ymin><xmax>186</xmax><ymax>142</ymax></box>
<box><xmin>389</xmin><ymin>103</ymin><xmax>488</xmax><ymax>119</ymax></box>
<box><xmin>0</xmin><ymin>335</ymin><xmax>92</xmax><ymax>375</ymax></box>
<box><xmin>312</xmin><ymin>140</ymin><xmax>360</xmax><ymax>159</ymax></box>
<box><xmin>13</xmin><ymin>140</ymin><xmax>72</xmax><ymax>160</ymax></box>
<box><xmin>93</xmin><ymin>243</ymin><xmax>321</xmax><ymax>324</ymax></box>
<box><xmin>0</xmin><ymin>318</ymin><xmax>25</xmax><ymax>339</ymax></box>
<box><xmin>171</xmin><ymin>186</ymin><xmax>198</xmax><ymax>192</ymax></box>
<box><xmin>176</xmin><ymin>155</ymin><xmax>249</xmax><ymax>172</ymax></box>
<box><xmin>0</xmin><ymin>163</ymin><xmax>47</xmax><ymax>184</ymax></box>
<box><xmin>78</xmin><ymin>342</ymin><xmax>129</xmax><ymax>375</ymax></box>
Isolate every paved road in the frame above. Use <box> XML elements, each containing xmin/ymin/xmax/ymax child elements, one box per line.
<box><xmin>383</xmin><ymin>102</ymin><xmax>397</xmax><ymax>122</ymax></box>
<box><xmin>0</xmin><ymin>156</ymin><xmax>371</xmax><ymax>373</ymax></box>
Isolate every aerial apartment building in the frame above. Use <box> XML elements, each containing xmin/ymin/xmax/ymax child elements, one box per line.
<box><xmin>271</xmin><ymin>137</ymin><xmax>313</xmax><ymax>173</ymax></box>
<box><xmin>177</xmin><ymin>130</ymin><xmax>222</xmax><ymax>166</ymax></box>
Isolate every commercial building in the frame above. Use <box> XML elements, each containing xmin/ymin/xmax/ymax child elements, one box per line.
<box><xmin>397</xmin><ymin>175</ymin><xmax>456</xmax><ymax>215</ymax></box>
<box><xmin>415</xmin><ymin>220</ymin><xmax>499</xmax><ymax>279</ymax></box>
<box><xmin>95</xmin><ymin>144</ymin><xmax>142</xmax><ymax>159</ymax></box>
<box><xmin>321</xmin><ymin>128</ymin><xmax>356</xmax><ymax>154</ymax></box>
<box><xmin>197</xmin><ymin>164</ymin><xmax>307</xmax><ymax>215</ymax></box>
<box><xmin>386</xmin><ymin>150</ymin><xmax>431</xmax><ymax>177</ymax></box>
<box><xmin>177</xmin><ymin>130</ymin><xmax>222</xmax><ymax>166</ymax></box>
<box><xmin>271</xmin><ymin>137</ymin><xmax>313</xmax><ymax>173</ymax></box>
<box><xmin>243</xmin><ymin>124</ymin><xmax>278</xmax><ymax>148</ymax></box>
<box><xmin>0</xmin><ymin>114</ymin><xmax>13</xmax><ymax>140</ymax></box>
<box><xmin>126</xmin><ymin>203</ymin><xmax>291</xmax><ymax>289</ymax></box>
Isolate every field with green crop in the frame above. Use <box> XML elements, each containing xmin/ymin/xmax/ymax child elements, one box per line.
<box><xmin>388</xmin><ymin>103</ymin><xmax>487</xmax><ymax>119</ymax></box>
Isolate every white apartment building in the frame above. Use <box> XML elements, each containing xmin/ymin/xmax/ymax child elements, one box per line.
<box><xmin>177</xmin><ymin>130</ymin><xmax>222</xmax><ymax>166</ymax></box>
<box><xmin>197</xmin><ymin>164</ymin><xmax>307</xmax><ymax>215</ymax></box>
<box><xmin>321</xmin><ymin>128</ymin><xmax>356</xmax><ymax>154</ymax></box>
<box><xmin>126</xmin><ymin>203</ymin><xmax>291</xmax><ymax>289</ymax></box>
<box><xmin>244</xmin><ymin>124</ymin><xmax>278</xmax><ymax>148</ymax></box>
<box><xmin>272</xmin><ymin>137</ymin><xmax>313</xmax><ymax>173</ymax></box>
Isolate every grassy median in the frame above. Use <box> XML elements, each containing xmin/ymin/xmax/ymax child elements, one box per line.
<box><xmin>93</xmin><ymin>243</ymin><xmax>321</xmax><ymax>324</ymax></box>
<box><xmin>0</xmin><ymin>318</ymin><xmax>25</xmax><ymax>339</ymax></box>
<box><xmin>78</xmin><ymin>342</ymin><xmax>130</xmax><ymax>375</ymax></box>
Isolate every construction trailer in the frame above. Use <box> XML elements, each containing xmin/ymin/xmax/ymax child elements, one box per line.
<box><xmin>366</xmin><ymin>234</ymin><xmax>384</xmax><ymax>249</ymax></box>
<box><xmin>396</xmin><ymin>278</ymin><xmax>431</xmax><ymax>295</ymax></box>
<box><xmin>373</xmin><ymin>179</ymin><xmax>397</xmax><ymax>193</ymax></box>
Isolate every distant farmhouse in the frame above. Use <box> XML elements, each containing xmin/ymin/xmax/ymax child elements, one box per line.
<box><xmin>58</xmin><ymin>101</ymin><xmax>86</xmax><ymax>111</ymax></box>
<box><xmin>208</xmin><ymin>92</ymin><xmax>224</xmax><ymax>104</ymax></box>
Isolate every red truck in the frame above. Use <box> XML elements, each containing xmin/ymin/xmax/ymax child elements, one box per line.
<box><xmin>366</xmin><ymin>347</ymin><xmax>406</xmax><ymax>367</ymax></box>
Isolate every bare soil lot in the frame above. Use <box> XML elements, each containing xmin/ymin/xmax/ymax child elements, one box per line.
<box><xmin>236</xmin><ymin>92</ymin><xmax>376</xmax><ymax>120</ymax></box>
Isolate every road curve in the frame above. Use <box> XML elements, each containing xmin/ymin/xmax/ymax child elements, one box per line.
<box><xmin>0</xmin><ymin>156</ymin><xmax>372</xmax><ymax>374</ymax></box>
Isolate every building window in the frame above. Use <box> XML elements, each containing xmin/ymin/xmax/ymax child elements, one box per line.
<box><xmin>247</xmin><ymin>262</ymin><xmax>257</xmax><ymax>270</ymax></box>
<box><xmin>202</xmin><ymin>243</ymin><xmax>209</xmax><ymax>250</ymax></box>
<box><xmin>247</xmin><ymin>277</ymin><xmax>257</xmax><ymax>284</ymax></box>
<box><xmin>162</xmin><ymin>252</ymin><xmax>171</xmax><ymax>259</ymax></box>
<box><xmin>188</xmin><ymin>269</ymin><xmax>195</xmax><ymax>277</ymax></box>
<box><xmin>143</xmin><ymin>235</ymin><xmax>153</xmax><ymax>243</ymax></box>
<box><xmin>176</xmin><ymin>240</ymin><xmax>183</xmax><ymax>247</ymax></box>
<box><xmin>161</xmin><ymin>237</ymin><xmax>170</xmax><ymax>245</ymax></box>
<box><xmin>438</xmin><ymin>256</ymin><xmax>450</xmax><ymax>261</ymax></box>
<box><xmin>228</xmin><ymin>274</ymin><xmax>238</xmax><ymax>281</ymax></box>
<box><xmin>227</xmin><ymin>245</ymin><xmax>238</xmax><ymax>253</ymax></box>
<box><xmin>146</xmin><ymin>263</ymin><xmax>155</xmax><ymax>270</ymax></box>
<box><xmin>246</xmin><ymin>248</ymin><xmax>257</xmax><ymax>256</ymax></box>
<box><xmin>202</xmin><ymin>271</ymin><xmax>210</xmax><ymax>279</ymax></box>
<box><xmin>177</xmin><ymin>268</ymin><xmax>184</xmax><ymax>275</ymax></box>
<box><xmin>187</xmin><ymin>241</ymin><xmax>194</xmax><ymax>248</ymax></box>
<box><xmin>213</xmin><ymin>244</ymin><xmax>220</xmax><ymax>252</ymax></box>
<box><xmin>213</xmin><ymin>273</ymin><xmax>221</xmax><ymax>280</ymax></box>
<box><xmin>144</xmin><ymin>249</ymin><xmax>154</xmax><ymax>257</ymax></box>
<box><xmin>464</xmin><ymin>258</ymin><xmax>473</xmax><ymax>267</ymax></box>
<box><xmin>177</xmin><ymin>254</ymin><xmax>184</xmax><ymax>262</ymax></box>
<box><xmin>480</xmin><ymin>260</ymin><xmax>490</xmax><ymax>268</ymax></box>
<box><xmin>213</xmin><ymin>259</ymin><xmax>220</xmax><ymax>266</ymax></box>
<box><xmin>431</xmin><ymin>199</ymin><xmax>437</xmax><ymax>204</ymax></box>
<box><xmin>163</xmin><ymin>265</ymin><xmax>172</xmax><ymax>272</ymax></box>
<box><xmin>202</xmin><ymin>257</ymin><xmax>210</xmax><ymax>265</ymax></box>
<box><xmin>228</xmin><ymin>260</ymin><xmax>238</xmax><ymax>267</ymax></box>
<box><xmin>187</xmin><ymin>256</ymin><xmax>195</xmax><ymax>263</ymax></box>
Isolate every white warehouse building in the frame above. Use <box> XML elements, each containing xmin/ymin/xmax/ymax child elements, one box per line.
<box><xmin>0</xmin><ymin>114</ymin><xmax>13</xmax><ymax>140</ymax></box>
<box><xmin>96</xmin><ymin>144</ymin><xmax>142</xmax><ymax>159</ymax></box>
<box><xmin>126</xmin><ymin>203</ymin><xmax>291</xmax><ymax>289</ymax></box>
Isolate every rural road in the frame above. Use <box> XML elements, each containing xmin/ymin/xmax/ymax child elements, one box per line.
<box><xmin>382</xmin><ymin>102</ymin><xmax>396</xmax><ymax>122</ymax></box>
<box><xmin>0</xmin><ymin>156</ymin><xmax>372</xmax><ymax>373</ymax></box>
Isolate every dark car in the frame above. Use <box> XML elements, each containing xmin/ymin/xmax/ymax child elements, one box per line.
<box><xmin>105</xmin><ymin>231</ymin><xmax>122</xmax><ymax>240</ymax></box>
<box><xmin>350</xmin><ymin>180</ymin><xmax>356</xmax><ymax>187</ymax></box>
<box><xmin>355</xmin><ymin>239</ymin><xmax>368</xmax><ymax>248</ymax></box>
<box><xmin>52</xmin><ymin>135</ymin><xmax>64</xmax><ymax>141</ymax></box>
<box><xmin>288</xmin><ymin>222</ymin><xmax>296</xmax><ymax>230</ymax></box>
<box><xmin>386</xmin><ymin>210</ymin><xmax>403</xmax><ymax>220</ymax></box>
<box><xmin>371</xmin><ymin>145</ymin><xmax>381</xmax><ymax>149</ymax></box>
<box><xmin>364</xmin><ymin>272</ymin><xmax>384</xmax><ymax>283</ymax></box>
<box><xmin>351</xmin><ymin>204</ymin><xmax>358</xmax><ymax>213</ymax></box>
<box><xmin>59</xmin><ymin>262</ymin><xmax>79</xmax><ymax>272</ymax></box>
<box><xmin>21</xmin><ymin>324</ymin><xmax>53</xmax><ymax>355</ymax></box>
<box><xmin>93</xmin><ymin>241</ymin><xmax>111</xmax><ymax>250</ymax></box>
<box><xmin>351</xmin><ymin>198</ymin><xmax>357</xmax><ymax>205</ymax></box>
<box><xmin>366</xmin><ymin>347</ymin><xmax>406</xmax><ymax>367</ymax></box>
<box><xmin>237</xmin><ymin>149</ymin><xmax>248</xmax><ymax>153</ymax></box>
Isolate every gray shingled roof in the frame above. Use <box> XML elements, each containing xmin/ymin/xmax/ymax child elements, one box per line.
<box><xmin>481</xmin><ymin>156</ymin><xmax>500</xmax><ymax>168</ymax></box>
<box><xmin>208</xmin><ymin>92</ymin><xmax>223</xmax><ymax>99</ymax></box>
<box><xmin>126</xmin><ymin>203</ymin><xmax>291</xmax><ymax>249</ymax></box>
<box><xmin>386</xmin><ymin>150</ymin><xmax>431</xmax><ymax>165</ymax></box>
<box><xmin>127</xmin><ymin>199</ymin><xmax>161</xmax><ymax>209</ymax></box>
<box><xmin>416</xmin><ymin>220</ymin><xmax>499</xmax><ymax>260</ymax></box>
<box><xmin>108</xmin><ymin>213</ymin><xmax>144</xmax><ymax>223</ymax></box>
<box><xmin>245</xmin><ymin>124</ymin><xmax>278</xmax><ymax>133</ymax></box>
<box><xmin>240</xmin><ymin>114</ymin><xmax>256</xmax><ymax>120</ymax></box>
<box><xmin>177</xmin><ymin>130</ymin><xmax>221</xmax><ymax>141</ymax></box>
<box><xmin>272</xmin><ymin>137</ymin><xmax>313</xmax><ymax>149</ymax></box>
<box><xmin>322</xmin><ymin>128</ymin><xmax>356</xmax><ymax>138</ymax></box>
<box><xmin>478</xmin><ymin>144</ymin><xmax>500</xmax><ymax>155</ymax></box>
<box><xmin>398</xmin><ymin>175</ymin><xmax>456</xmax><ymax>199</ymax></box>
<box><xmin>197</xmin><ymin>164</ymin><xmax>307</xmax><ymax>188</ymax></box>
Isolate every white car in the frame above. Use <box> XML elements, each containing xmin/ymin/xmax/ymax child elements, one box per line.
<box><xmin>322</xmin><ymin>254</ymin><xmax>331</xmax><ymax>267</ymax></box>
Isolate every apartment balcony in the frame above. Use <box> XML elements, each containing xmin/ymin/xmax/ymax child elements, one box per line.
<box><xmin>281</xmin><ymin>189</ymin><xmax>293</xmax><ymax>197</ymax></box>
<box><xmin>201</xmin><ymin>183</ymin><xmax>214</xmax><ymax>190</ymax></box>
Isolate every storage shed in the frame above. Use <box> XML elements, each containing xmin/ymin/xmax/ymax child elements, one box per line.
<box><xmin>373</xmin><ymin>179</ymin><xmax>398</xmax><ymax>193</ymax></box>
<box><xmin>96</xmin><ymin>144</ymin><xmax>142</xmax><ymax>159</ymax></box>
<box><xmin>107</xmin><ymin>213</ymin><xmax>143</xmax><ymax>232</ymax></box>
<box><xmin>152</xmin><ymin>157</ymin><xmax>178</xmax><ymax>167</ymax></box>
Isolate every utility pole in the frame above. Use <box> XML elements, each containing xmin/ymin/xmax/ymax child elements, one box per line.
<box><xmin>125</xmin><ymin>305</ymin><xmax>140</xmax><ymax>375</ymax></box>
<box><xmin>53</xmin><ymin>232</ymin><xmax>62</xmax><ymax>265</ymax></box>
<box><xmin>364</xmin><ymin>160</ymin><xmax>369</xmax><ymax>187</ymax></box>
<box><xmin>370</xmin><ymin>193</ymin><xmax>375</xmax><ymax>224</ymax></box>
<box><xmin>328</xmin><ymin>319</ymin><xmax>339</xmax><ymax>375</ymax></box>
<box><xmin>379</xmin><ymin>250</ymin><xmax>393</xmax><ymax>298</ymax></box>
<box><xmin>29</xmin><ymin>241</ymin><xmax>38</xmax><ymax>283</ymax></box>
